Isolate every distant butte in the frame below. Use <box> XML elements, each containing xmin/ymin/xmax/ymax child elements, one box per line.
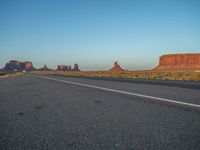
<box><xmin>4</xmin><ymin>60</ymin><xmax>34</xmax><ymax>71</ymax></box>
<box><xmin>57</xmin><ymin>64</ymin><xmax>80</xmax><ymax>71</ymax></box>
<box><xmin>38</xmin><ymin>64</ymin><xmax>52</xmax><ymax>71</ymax></box>
<box><xmin>109</xmin><ymin>61</ymin><xmax>125</xmax><ymax>72</ymax></box>
<box><xmin>154</xmin><ymin>53</ymin><xmax>200</xmax><ymax>71</ymax></box>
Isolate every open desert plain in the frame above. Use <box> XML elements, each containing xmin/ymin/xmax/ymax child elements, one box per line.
<box><xmin>1</xmin><ymin>0</ymin><xmax>200</xmax><ymax>150</ymax></box>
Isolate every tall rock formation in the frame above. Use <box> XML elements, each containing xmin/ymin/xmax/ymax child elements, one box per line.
<box><xmin>5</xmin><ymin>60</ymin><xmax>21</xmax><ymax>70</ymax></box>
<box><xmin>21</xmin><ymin>61</ymin><xmax>33</xmax><ymax>71</ymax></box>
<box><xmin>57</xmin><ymin>64</ymin><xmax>80</xmax><ymax>71</ymax></box>
<box><xmin>154</xmin><ymin>53</ymin><xmax>200</xmax><ymax>70</ymax></box>
<box><xmin>57</xmin><ymin>65</ymin><xmax>70</xmax><ymax>71</ymax></box>
<box><xmin>109</xmin><ymin>61</ymin><xmax>124</xmax><ymax>72</ymax></box>
<box><xmin>73</xmin><ymin>64</ymin><xmax>80</xmax><ymax>71</ymax></box>
<box><xmin>5</xmin><ymin>60</ymin><xmax>33</xmax><ymax>71</ymax></box>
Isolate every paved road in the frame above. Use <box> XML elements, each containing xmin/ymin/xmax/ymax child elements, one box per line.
<box><xmin>0</xmin><ymin>74</ymin><xmax>200</xmax><ymax>150</ymax></box>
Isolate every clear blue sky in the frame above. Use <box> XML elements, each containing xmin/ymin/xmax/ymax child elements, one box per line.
<box><xmin>0</xmin><ymin>0</ymin><xmax>200</xmax><ymax>70</ymax></box>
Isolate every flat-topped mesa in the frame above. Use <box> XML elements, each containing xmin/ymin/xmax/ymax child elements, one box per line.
<box><xmin>57</xmin><ymin>64</ymin><xmax>80</xmax><ymax>71</ymax></box>
<box><xmin>22</xmin><ymin>61</ymin><xmax>33</xmax><ymax>71</ymax></box>
<box><xmin>109</xmin><ymin>61</ymin><xmax>124</xmax><ymax>72</ymax></box>
<box><xmin>73</xmin><ymin>64</ymin><xmax>80</xmax><ymax>71</ymax></box>
<box><xmin>154</xmin><ymin>53</ymin><xmax>200</xmax><ymax>71</ymax></box>
<box><xmin>5</xmin><ymin>60</ymin><xmax>34</xmax><ymax>71</ymax></box>
<box><xmin>57</xmin><ymin>65</ymin><xmax>70</xmax><ymax>71</ymax></box>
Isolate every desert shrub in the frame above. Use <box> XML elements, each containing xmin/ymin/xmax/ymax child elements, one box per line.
<box><xmin>31</xmin><ymin>71</ymin><xmax>200</xmax><ymax>81</ymax></box>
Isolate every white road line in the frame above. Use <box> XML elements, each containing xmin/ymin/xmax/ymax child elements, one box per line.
<box><xmin>35</xmin><ymin>75</ymin><xmax>200</xmax><ymax>109</ymax></box>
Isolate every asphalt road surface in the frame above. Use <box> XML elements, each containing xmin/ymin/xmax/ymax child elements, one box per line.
<box><xmin>0</xmin><ymin>74</ymin><xmax>200</xmax><ymax>150</ymax></box>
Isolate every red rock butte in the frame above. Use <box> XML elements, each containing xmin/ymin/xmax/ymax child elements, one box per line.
<box><xmin>38</xmin><ymin>64</ymin><xmax>52</xmax><ymax>71</ymax></box>
<box><xmin>57</xmin><ymin>64</ymin><xmax>80</xmax><ymax>71</ymax></box>
<box><xmin>154</xmin><ymin>53</ymin><xmax>200</xmax><ymax>70</ymax></box>
<box><xmin>109</xmin><ymin>61</ymin><xmax>124</xmax><ymax>72</ymax></box>
<box><xmin>5</xmin><ymin>60</ymin><xmax>34</xmax><ymax>71</ymax></box>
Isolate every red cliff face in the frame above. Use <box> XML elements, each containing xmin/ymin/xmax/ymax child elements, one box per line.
<box><xmin>154</xmin><ymin>54</ymin><xmax>200</xmax><ymax>70</ymax></box>
<box><xmin>23</xmin><ymin>61</ymin><xmax>33</xmax><ymax>71</ymax></box>
<box><xmin>5</xmin><ymin>60</ymin><xmax>33</xmax><ymax>71</ymax></box>
<box><xmin>109</xmin><ymin>61</ymin><xmax>124</xmax><ymax>72</ymax></box>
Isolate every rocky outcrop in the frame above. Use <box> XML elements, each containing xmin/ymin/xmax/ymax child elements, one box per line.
<box><xmin>5</xmin><ymin>60</ymin><xmax>34</xmax><ymax>71</ymax></box>
<box><xmin>109</xmin><ymin>61</ymin><xmax>124</xmax><ymax>72</ymax></box>
<box><xmin>154</xmin><ymin>53</ymin><xmax>200</xmax><ymax>70</ymax></box>
<box><xmin>5</xmin><ymin>60</ymin><xmax>20</xmax><ymax>71</ymax></box>
<box><xmin>57</xmin><ymin>64</ymin><xmax>80</xmax><ymax>71</ymax></box>
<box><xmin>57</xmin><ymin>65</ymin><xmax>70</xmax><ymax>71</ymax></box>
<box><xmin>21</xmin><ymin>61</ymin><xmax>33</xmax><ymax>71</ymax></box>
<box><xmin>73</xmin><ymin>64</ymin><xmax>80</xmax><ymax>71</ymax></box>
<box><xmin>38</xmin><ymin>65</ymin><xmax>52</xmax><ymax>71</ymax></box>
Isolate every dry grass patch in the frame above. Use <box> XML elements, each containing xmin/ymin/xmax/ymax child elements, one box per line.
<box><xmin>0</xmin><ymin>72</ymin><xmax>24</xmax><ymax>78</ymax></box>
<box><xmin>31</xmin><ymin>71</ymin><xmax>200</xmax><ymax>81</ymax></box>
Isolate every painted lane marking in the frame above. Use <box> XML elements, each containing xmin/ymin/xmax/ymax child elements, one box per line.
<box><xmin>35</xmin><ymin>75</ymin><xmax>200</xmax><ymax>109</ymax></box>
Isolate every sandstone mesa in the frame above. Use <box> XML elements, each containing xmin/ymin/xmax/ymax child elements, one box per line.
<box><xmin>4</xmin><ymin>60</ymin><xmax>34</xmax><ymax>71</ymax></box>
<box><xmin>57</xmin><ymin>64</ymin><xmax>80</xmax><ymax>71</ymax></box>
<box><xmin>2</xmin><ymin>53</ymin><xmax>200</xmax><ymax>72</ymax></box>
<box><xmin>154</xmin><ymin>53</ymin><xmax>200</xmax><ymax>71</ymax></box>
